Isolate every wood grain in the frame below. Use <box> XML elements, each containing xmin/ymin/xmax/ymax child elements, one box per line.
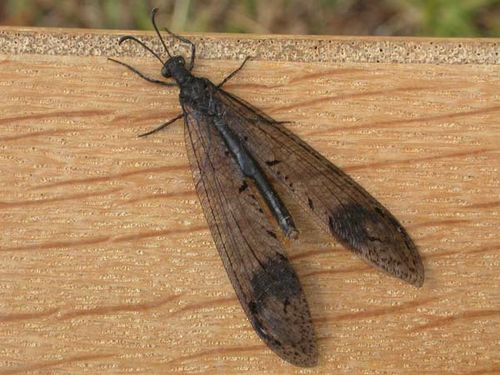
<box><xmin>0</xmin><ymin>28</ymin><xmax>498</xmax><ymax>374</ymax></box>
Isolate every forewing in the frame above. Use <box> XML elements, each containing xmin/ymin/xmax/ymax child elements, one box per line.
<box><xmin>214</xmin><ymin>88</ymin><xmax>424</xmax><ymax>287</ymax></box>
<box><xmin>182</xmin><ymin>103</ymin><xmax>318</xmax><ymax>367</ymax></box>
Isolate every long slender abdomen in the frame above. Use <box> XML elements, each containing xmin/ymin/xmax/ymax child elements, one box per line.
<box><xmin>212</xmin><ymin>117</ymin><xmax>297</xmax><ymax>238</ymax></box>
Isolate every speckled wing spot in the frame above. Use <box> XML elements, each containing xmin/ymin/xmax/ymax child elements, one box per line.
<box><xmin>329</xmin><ymin>203</ymin><xmax>423</xmax><ymax>286</ymax></box>
<box><xmin>248</xmin><ymin>255</ymin><xmax>317</xmax><ymax>367</ymax></box>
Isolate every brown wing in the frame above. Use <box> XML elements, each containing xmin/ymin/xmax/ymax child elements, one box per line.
<box><xmin>182</xmin><ymin>103</ymin><xmax>318</xmax><ymax>367</ymax></box>
<box><xmin>214</xmin><ymin>89</ymin><xmax>424</xmax><ymax>287</ymax></box>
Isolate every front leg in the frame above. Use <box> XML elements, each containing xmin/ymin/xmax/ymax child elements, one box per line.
<box><xmin>163</xmin><ymin>27</ymin><xmax>197</xmax><ymax>72</ymax></box>
<box><xmin>218</xmin><ymin>56</ymin><xmax>252</xmax><ymax>88</ymax></box>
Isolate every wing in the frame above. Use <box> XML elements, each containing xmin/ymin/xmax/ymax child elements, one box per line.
<box><xmin>182</xmin><ymin>102</ymin><xmax>318</xmax><ymax>367</ymax></box>
<box><xmin>213</xmin><ymin>88</ymin><xmax>424</xmax><ymax>287</ymax></box>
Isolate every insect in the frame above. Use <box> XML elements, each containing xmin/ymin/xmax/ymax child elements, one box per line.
<box><xmin>109</xmin><ymin>8</ymin><xmax>424</xmax><ymax>367</ymax></box>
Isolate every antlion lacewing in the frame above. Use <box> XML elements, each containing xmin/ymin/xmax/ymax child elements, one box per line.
<box><xmin>109</xmin><ymin>8</ymin><xmax>424</xmax><ymax>367</ymax></box>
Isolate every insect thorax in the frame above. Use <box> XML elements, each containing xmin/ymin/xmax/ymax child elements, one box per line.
<box><xmin>180</xmin><ymin>77</ymin><xmax>217</xmax><ymax>114</ymax></box>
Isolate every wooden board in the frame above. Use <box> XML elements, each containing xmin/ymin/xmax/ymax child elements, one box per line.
<box><xmin>0</xmin><ymin>28</ymin><xmax>498</xmax><ymax>374</ymax></box>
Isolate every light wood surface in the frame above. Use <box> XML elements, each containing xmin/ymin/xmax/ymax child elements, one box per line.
<box><xmin>0</xmin><ymin>28</ymin><xmax>498</xmax><ymax>374</ymax></box>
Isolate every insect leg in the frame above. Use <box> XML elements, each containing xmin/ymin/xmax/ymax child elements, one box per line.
<box><xmin>218</xmin><ymin>56</ymin><xmax>252</xmax><ymax>88</ymax></box>
<box><xmin>108</xmin><ymin>58</ymin><xmax>176</xmax><ymax>86</ymax></box>
<box><xmin>163</xmin><ymin>27</ymin><xmax>196</xmax><ymax>71</ymax></box>
<box><xmin>139</xmin><ymin>113</ymin><xmax>183</xmax><ymax>137</ymax></box>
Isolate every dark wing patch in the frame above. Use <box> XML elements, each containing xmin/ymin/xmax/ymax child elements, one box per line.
<box><xmin>214</xmin><ymin>88</ymin><xmax>424</xmax><ymax>287</ymax></box>
<box><xmin>183</xmin><ymin>103</ymin><xmax>318</xmax><ymax>367</ymax></box>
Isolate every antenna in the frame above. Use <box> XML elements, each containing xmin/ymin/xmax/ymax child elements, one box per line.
<box><xmin>151</xmin><ymin>8</ymin><xmax>172</xmax><ymax>58</ymax></box>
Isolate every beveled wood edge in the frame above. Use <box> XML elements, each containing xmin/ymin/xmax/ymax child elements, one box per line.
<box><xmin>0</xmin><ymin>26</ymin><xmax>498</xmax><ymax>65</ymax></box>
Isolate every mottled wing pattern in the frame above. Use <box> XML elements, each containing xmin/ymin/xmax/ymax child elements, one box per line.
<box><xmin>213</xmin><ymin>87</ymin><xmax>424</xmax><ymax>287</ymax></box>
<box><xmin>182</xmin><ymin>102</ymin><xmax>318</xmax><ymax>366</ymax></box>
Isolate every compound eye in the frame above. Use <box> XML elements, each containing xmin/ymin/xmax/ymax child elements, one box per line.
<box><xmin>161</xmin><ymin>65</ymin><xmax>170</xmax><ymax>77</ymax></box>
